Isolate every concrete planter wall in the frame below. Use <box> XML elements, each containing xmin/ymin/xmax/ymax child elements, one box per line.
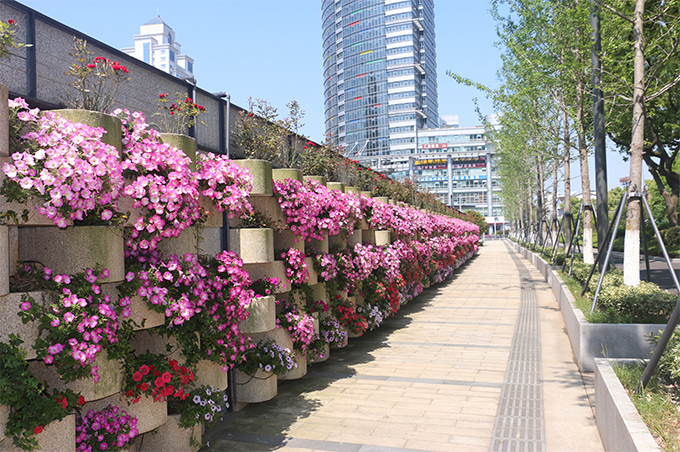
<box><xmin>234</xmin><ymin>369</ymin><xmax>277</xmax><ymax>404</ymax></box>
<box><xmin>234</xmin><ymin>159</ymin><xmax>272</xmax><ymax>196</ymax></box>
<box><xmin>229</xmin><ymin>228</ymin><xmax>274</xmax><ymax>263</ymax></box>
<box><xmin>327</xmin><ymin>182</ymin><xmax>344</xmax><ymax>192</ymax></box>
<box><xmin>272</xmin><ymin>168</ymin><xmax>303</xmax><ymax>183</ymax></box>
<box><xmin>594</xmin><ymin>359</ymin><xmax>661</xmax><ymax>452</ymax></box>
<box><xmin>54</xmin><ymin>109</ymin><xmax>122</xmax><ymax>153</ymax></box>
<box><xmin>195</xmin><ymin>360</ymin><xmax>229</xmax><ymax>391</ymax></box>
<box><xmin>0</xmin><ymin>291</ymin><xmax>48</xmax><ymax>360</ymax></box>
<box><xmin>126</xmin><ymin>295</ymin><xmax>166</xmax><ymax>331</ymax></box>
<box><xmin>159</xmin><ymin>133</ymin><xmax>197</xmax><ymax>168</ymax></box>
<box><xmin>303</xmin><ymin>175</ymin><xmax>326</xmax><ymax>186</ymax></box>
<box><xmin>0</xmin><ymin>404</ymin><xmax>7</xmax><ymax>443</ymax></box>
<box><xmin>155</xmin><ymin>226</ymin><xmax>198</xmax><ymax>258</ymax></box>
<box><xmin>86</xmin><ymin>393</ymin><xmax>167</xmax><ymax>435</ymax></box>
<box><xmin>133</xmin><ymin>413</ymin><xmax>201</xmax><ymax>452</ymax></box>
<box><xmin>19</xmin><ymin>226</ymin><xmax>124</xmax><ymax>283</ymax></box>
<box><xmin>513</xmin><ymin>243</ymin><xmax>665</xmax><ymax>372</ymax></box>
<box><xmin>0</xmin><ymin>414</ymin><xmax>75</xmax><ymax>452</ymax></box>
<box><xmin>344</xmin><ymin>186</ymin><xmax>359</xmax><ymax>195</ymax></box>
<box><xmin>239</xmin><ymin>296</ymin><xmax>276</xmax><ymax>334</ymax></box>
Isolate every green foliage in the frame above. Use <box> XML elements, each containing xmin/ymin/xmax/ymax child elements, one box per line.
<box><xmin>464</xmin><ymin>210</ymin><xmax>488</xmax><ymax>235</ymax></box>
<box><xmin>649</xmin><ymin>328</ymin><xmax>680</xmax><ymax>386</ymax></box>
<box><xmin>662</xmin><ymin>226</ymin><xmax>680</xmax><ymax>248</ymax></box>
<box><xmin>0</xmin><ymin>334</ymin><xmax>82</xmax><ymax>451</ymax></box>
<box><xmin>598</xmin><ymin>281</ymin><xmax>675</xmax><ymax>324</ymax></box>
<box><xmin>0</xmin><ymin>19</ymin><xmax>23</xmax><ymax>60</ymax></box>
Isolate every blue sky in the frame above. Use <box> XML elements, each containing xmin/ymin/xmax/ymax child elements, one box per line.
<box><xmin>14</xmin><ymin>0</ymin><xmax>634</xmax><ymax>190</ymax></box>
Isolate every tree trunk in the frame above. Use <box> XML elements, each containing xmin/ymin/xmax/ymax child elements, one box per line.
<box><xmin>576</xmin><ymin>79</ymin><xmax>594</xmax><ymax>264</ymax></box>
<box><xmin>563</xmin><ymin>105</ymin><xmax>573</xmax><ymax>246</ymax></box>
<box><xmin>537</xmin><ymin>157</ymin><xmax>546</xmax><ymax>244</ymax></box>
<box><xmin>623</xmin><ymin>0</ymin><xmax>645</xmax><ymax>287</ymax></box>
<box><xmin>553</xmin><ymin>152</ymin><xmax>559</xmax><ymax>244</ymax></box>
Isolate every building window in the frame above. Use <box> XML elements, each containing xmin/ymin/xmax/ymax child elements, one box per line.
<box><xmin>143</xmin><ymin>43</ymin><xmax>150</xmax><ymax>63</ymax></box>
<box><xmin>168</xmin><ymin>33</ymin><xmax>173</xmax><ymax>45</ymax></box>
<box><xmin>169</xmin><ymin>50</ymin><xmax>176</xmax><ymax>62</ymax></box>
<box><xmin>187</xmin><ymin>61</ymin><xmax>193</xmax><ymax>73</ymax></box>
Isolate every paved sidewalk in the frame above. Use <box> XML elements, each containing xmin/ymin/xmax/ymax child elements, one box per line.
<box><xmin>202</xmin><ymin>241</ymin><xmax>603</xmax><ymax>452</ymax></box>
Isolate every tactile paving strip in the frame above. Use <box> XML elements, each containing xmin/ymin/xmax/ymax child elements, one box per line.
<box><xmin>489</xmin><ymin>247</ymin><xmax>545</xmax><ymax>452</ymax></box>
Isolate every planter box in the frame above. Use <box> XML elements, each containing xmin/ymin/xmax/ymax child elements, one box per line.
<box><xmin>360</xmin><ymin>191</ymin><xmax>372</xmax><ymax>198</ymax></box>
<box><xmin>85</xmin><ymin>393</ymin><xmax>167</xmax><ymax>435</ymax></box>
<box><xmin>514</xmin><ymin>244</ymin><xmax>665</xmax><ymax>372</ymax></box>
<box><xmin>0</xmin><ymin>414</ymin><xmax>74</xmax><ymax>452</ymax></box>
<box><xmin>344</xmin><ymin>325</ymin><xmax>362</xmax><ymax>339</ymax></box>
<box><xmin>131</xmin><ymin>330</ymin><xmax>192</xmax><ymax>365</ymax></box>
<box><xmin>229</xmin><ymin>228</ymin><xmax>274</xmax><ymax>263</ymax></box>
<box><xmin>594</xmin><ymin>358</ymin><xmax>661</xmax><ymax>452</ymax></box>
<box><xmin>307</xmin><ymin>236</ymin><xmax>329</xmax><ymax>254</ymax></box>
<box><xmin>246</xmin><ymin>196</ymin><xmax>286</xmax><ymax>226</ymax></box>
<box><xmin>19</xmin><ymin>226</ymin><xmax>124</xmax><ymax>283</ymax></box>
<box><xmin>374</xmin><ymin>230</ymin><xmax>391</xmax><ymax>246</ymax></box>
<box><xmin>347</xmin><ymin>229</ymin><xmax>361</xmax><ymax>247</ymax></box>
<box><xmin>234</xmin><ymin>159</ymin><xmax>272</xmax><ymax>196</ymax></box>
<box><xmin>272</xmin><ymin>168</ymin><xmax>303</xmax><ymax>183</ymax></box>
<box><xmin>124</xmin><ymin>294</ymin><xmax>165</xmax><ymax>331</ymax></box>
<box><xmin>0</xmin><ymin>405</ymin><xmax>7</xmax><ymax>443</ymax></box>
<box><xmin>274</xmin><ymin>229</ymin><xmax>304</xmax><ymax>253</ymax></box>
<box><xmin>159</xmin><ymin>133</ymin><xmax>197</xmax><ymax>167</ymax></box>
<box><xmin>303</xmin><ymin>175</ymin><xmax>326</xmax><ymax>186</ymax></box>
<box><xmin>234</xmin><ymin>368</ymin><xmax>277</xmax><ymax>404</ymax></box>
<box><xmin>195</xmin><ymin>360</ymin><xmax>229</xmax><ymax>391</ymax></box>
<box><xmin>0</xmin><ymin>83</ymin><xmax>7</xmax><ymax>157</ymax></box>
<box><xmin>329</xmin><ymin>232</ymin><xmax>346</xmax><ymax>251</ymax></box>
<box><xmin>327</xmin><ymin>182</ymin><xmax>344</xmax><ymax>192</ymax></box>
<box><xmin>239</xmin><ymin>296</ymin><xmax>276</xmax><ymax>334</ymax></box>
<box><xmin>374</xmin><ymin>196</ymin><xmax>389</xmax><ymax>204</ymax></box>
<box><xmin>132</xmin><ymin>413</ymin><xmax>201</xmax><ymax>452</ymax></box>
<box><xmin>28</xmin><ymin>350</ymin><xmax>122</xmax><ymax>402</ymax></box>
<box><xmin>278</xmin><ymin>353</ymin><xmax>307</xmax><ymax>381</ymax></box>
<box><xmin>156</xmin><ymin>226</ymin><xmax>198</xmax><ymax>258</ymax></box>
<box><xmin>310</xmin><ymin>343</ymin><xmax>330</xmax><ymax>364</ymax></box>
<box><xmin>54</xmin><ymin>109</ymin><xmax>122</xmax><ymax>153</ymax></box>
<box><xmin>344</xmin><ymin>186</ymin><xmax>359</xmax><ymax>195</ymax></box>
<box><xmin>0</xmin><ymin>291</ymin><xmax>49</xmax><ymax>359</ymax></box>
<box><xmin>197</xmin><ymin>227</ymin><xmax>221</xmax><ymax>257</ymax></box>
<box><xmin>306</xmin><ymin>257</ymin><xmax>318</xmax><ymax>285</ymax></box>
<box><xmin>242</xmin><ymin>261</ymin><xmax>288</xmax><ymax>293</ymax></box>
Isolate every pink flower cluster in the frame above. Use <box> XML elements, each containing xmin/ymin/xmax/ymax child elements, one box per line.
<box><xmin>276</xmin><ymin>299</ymin><xmax>316</xmax><ymax>352</ymax></box>
<box><xmin>4</xmin><ymin>101</ymin><xmax>123</xmax><ymax>227</ymax></box>
<box><xmin>279</xmin><ymin>248</ymin><xmax>309</xmax><ymax>285</ymax></box>
<box><xmin>195</xmin><ymin>153</ymin><xmax>253</xmax><ymax>218</ymax></box>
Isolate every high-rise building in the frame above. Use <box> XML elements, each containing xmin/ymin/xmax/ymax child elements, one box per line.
<box><xmin>322</xmin><ymin>0</ymin><xmax>438</xmax><ymax>173</ymax></box>
<box><xmin>122</xmin><ymin>16</ymin><xmax>194</xmax><ymax>80</ymax></box>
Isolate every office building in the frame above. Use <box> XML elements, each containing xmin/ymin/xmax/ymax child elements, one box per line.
<box><xmin>122</xmin><ymin>16</ymin><xmax>194</xmax><ymax>80</ymax></box>
<box><xmin>322</xmin><ymin>0</ymin><xmax>439</xmax><ymax>172</ymax></box>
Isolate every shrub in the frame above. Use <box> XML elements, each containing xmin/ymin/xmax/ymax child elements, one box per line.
<box><xmin>598</xmin><ymin>281</ymin><xmax>675</xmax><ymax>323</ymax></box>
<box><xmin>648</xmin><ymin>329</ymin><xmax>680</xmax><ymax>386</ymax></box>
<box><xmin>662</xmin><ymin>226</ymin><xmax>680</xmax><ymax>248</ymax></box>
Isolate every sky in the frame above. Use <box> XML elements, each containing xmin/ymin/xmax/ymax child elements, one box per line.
<box><xmin>13</xmin><ymin>0</ymin><xmax>636</xmax><ymax>191</ymax></box>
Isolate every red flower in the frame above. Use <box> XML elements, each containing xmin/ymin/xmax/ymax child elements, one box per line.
<box><xmin>33</xmin><ymin>426</ymin><xmax>43</xmax><ymax>435</ymax></box>
<box><xmin>126</xmin><ymin>390</ymin><xmax>134</xmax><ymax>397</ymax></box>
<box><xmin>78</xmin><ymin>396</ymin><xmax>85</xmax><ymax>406</ymax></box>
<box><xmin>133</xmin><ymin>396</ymin><xmax>141</xmax><ymax>404</ymax></box>
<box><xmin>7</xmin><ymin>19</ymin><xmax>15</xmax><ymax>25</ymax></box>
<box><xmin>93</xmin><ymin>56</ymin><xmax>109</xmax><ymax>63</ymax></box>
<box><xmin>185</xmin><ymin>97</ymin><xmax>192</xmax><ymax>103</ymax></box>
<box><xmin>87</xmin><ymin>63</ymin><xmax>96</xmax><ymax>69</ymax></box>
<box><xmin>140</xmin><ymin>382</ymin><xmax>149</xmax><ymax>392</ymax></box>
<box><xmin>133</xmin><ymin>371</ymin><xmax>143</xmax><ymax>382</ymax></box>
<box><xmin>140</xmin><ymin>364</ymin><xmax>150</xmax><ymax>375</ymax></box>
<box><xmin>158</xmin><ymin>93</ymin><xmax>168</xmax><ymax>99</ymax></box>
<box><xmin>154</xmin><ymin>376</ymin><xmax>164</xmax><ymax>388</ymax></box>
<box><xmin>154</xmin><ymin>370</ymin><xmax>161</xmax><ymax>377</ymax></box>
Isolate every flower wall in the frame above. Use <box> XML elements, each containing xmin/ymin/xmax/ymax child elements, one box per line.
<box><xmin>0</xmin><ymin>92</ymin><xmax>478</xmax><ymax>451</ymax></box>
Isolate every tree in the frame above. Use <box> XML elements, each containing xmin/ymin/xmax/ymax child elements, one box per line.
<box><xmin>465</xmin><ymin>210</ymin><xmax>488</xmax><ymax>236</ymax></box>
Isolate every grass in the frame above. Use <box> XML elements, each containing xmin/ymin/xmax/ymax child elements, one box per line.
<box><xmin>614</xmin><ymin>362</ymin><xmax>680</xmax><ymax>452</ymax></box>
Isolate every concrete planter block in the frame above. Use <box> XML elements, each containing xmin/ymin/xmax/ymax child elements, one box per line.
<box><xmin>374</xmin><ymin>230</ymin><xmax>391</xmax><ymax>246</ymax></box>
<box><xmin>310</xmin><ymin>343</ymin><xmax>330</xmax><ymax>364</ymax></box>
<box><xmin>199</xmin><ymin>196</ymin><xmax>223</xmax><ymax>228</ymax></box>
<box><xmin>347</xmin><ymin>229</ymin><xmax>361</xmax><ymax>247</ymax></box>
<box><xmin>127</xmin><ymin>295</ymin><xmax>166</xmax><ymax>331</ymax></box>
<box><xmin>303</xmin><ymin>175</ymin><xmax>326</xmax><ymax>186</ymax></box>
<box><xmin>344</xmin><ymin>186</ymin><xmax>359</xmax><ymax>195</ymax></box>
<box><xmin>311</xmin><ymin>283</ymin><xmax>326</xmax><ymax>301</ymax></box>
<box><xmin>131</xmin><ymin>330</ymin><xmax>196</xmax><ymax>365</ymax></box>
<box><xmin>357</xmin><ymin>218</ymin><xmax>370</xmax><ymax>230</ymax></box>
<box><xmin>307</xmin><ymin>235</ymin><xmax>329</xmax><ymax>254</ymax></box>
<box><xmin>19</xmin><ymin>226</ymin><xmax>124</xmax><ymax>283</ymax></box>
<box><xmin>85</xmin><ymin>393</ymin><xmax>167</xmax><ymax>435</ymax></box>
<box><xmin>239</xmin><ymin>296</ymin><xmax>276</xmax><ymax>334</ymax></box>
<box><xmin>374</xmin><ymin>196</ymin><xmax>389</xmax><ymax>204</ymax></box>
<box><xmin>0</xmin><ymin>404</ymin><xmax>7</xmax><ymax>443</ymax></box>
<box><xmin>247</xmin><ymin>196</ymin><xmax>286</xmax><ymax>226</ymax></box>
<box><xmin>54</xmin><ymin>109</ymin><xmax>122</xmax><ymax>153</ymax></box>
<box><xmin>388</xmin><ymin>198</ymin><xmax>395</xmax><ymax>205</ymax></box>
<box><xmin>156</xmin><ymin>227</ymin><xmax>198</xmax><ymax>258</ymax></box>
<box><xmin>234</xmin><ymin>369</ymin><xmax>277</xmax><ymax>404</ymax></box>
<box><xmin>354</xmin><ymin>294</ymin><xmax>365</xmax><ymax>306</ymax></box>
<box><xmin>595</xmin><ymin>359</ymin><xmax>660</xmax><ymax>452</ymax></box>
<box><xmin>274</xmin><ymin>229</ymin><xmax>304</xmax><ymax>253</ymax></box>
<box><xmin>327</xmin><ymin>182</ymin><xmax>344</xmax><ymax>192</ymax></box>
<box><xmin>0</xmin><ymin>291</ymin><xmax>48</xmax><ymax>359</ymax></box>
<box><xmin>229</xmin><ymin>228</ymin><xmax>274</xmax><ymax>264</ymax></box>
<box><xmin>0</xmin><ymin>83</ymin><xmax>7</xmax><ymax>157</ymax></box>
<box><xmin>347</xmin><ymin>296</ymin><xmax>356</xmax><ymax>308</ymax></box>
<box><xmin>312</xmin><ymin>313</ymin><xmax>320</xmax><ymax>336</ymax></box>
<box><xmin>362</xmin><ymin>229</ymin><xmax>376</xmax><ymax>245</ymax></box>
<box><xmin>28</xmin><ymin>350</ymin><xmax>122</xmax><ymax>402</ymax></box>
<box><xmin>243</xmin><ymin>261</ymin><xmax>288</xmax><ymax>293</ymax></box>
<box><xmin>278</xmin><ymin>353</ymin><xmax>307</xmax><ymax>381</ymax></box>
<box><xmin>272</xmin><ymin>168</ymin><xmax>303</xmax><ymax>183</ymax></box>
<box><xmin>344</xmin><ymin>325</ymin><xmax>362</xmax><ymax>339</ymax></box>
<box><xmin>360</xmin><ymin>191</ymin><xmax>372</xmax><ymax>198</ymax></box>
<box><xmin>0</xmin><ymin>414</ymin><xmax>75</xmax><ymax>452</ymax></box>
<box><xmin>306</xmin><ymin>257</ymin><xmax>318</xmax><ymax>285</ymax></box>
<box><xmin>329</xmin><ymin>231</ymin><xmax>347</xmax><ymax>251</ymax></box>
<box><xmin>195</xmin><ymin>360</ymin><xmax>229</xmax><ymax>391</ymax></box>
<box><xmin>159</xmin><ymin>133</ymin><xmax>197</xmax><ymax>168</ymax></box>
<box><xmin>234</xmin><ymin>159</ymin><xmax>273</xmax><ymax>196</ymax></box>
<box><xmin>263</xmin><ymin>326</ymin><xmax>294</xmax><ymax>351</ymax></box>
<box><xmin>133</xmin><ymin>414</ymin><xmax>201</xmax><ymax>452</ymax></box>
<box><xmin>197</xmin><ymin>227</ymin><xmax>221</xmax><ymax>258</ymax></box>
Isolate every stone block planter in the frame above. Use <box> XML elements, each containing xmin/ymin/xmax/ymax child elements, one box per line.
<box><xmin>306</xmin><ymin>257</ymin><xmax>318</xmax><ymax>285</ymax></box>
<box><xmin>344</xmin><ymin>186</ymin><xmax>359</xmax><ymax>195</ymax></box>
<box><xmin>19</xmin><ymin>226</ymin><xmax>124</xmax><ymax>283</ymax></box>
<box><xmin>311</xmin><ymin>283</ymin><xmax>326</xmax><ymax>302</ymax></box>
<box><xmin>272</xmin><ymin>168</ymin><xmax>303</xmax><ymax>183</ymax></box>
<box><xmin>327</xmin><ymin>182</ymin><xmax>344</xmax><ymax>192</ymax></box>
<box><xmin>243</xmin><ymin>261</ymin><xmax>288</xmax><ymax>293</ymax></box>
<box><xmin>347</xmin><ymin>229</ymin><xmax>361</xmax><ymax>247</ymax></box>
<box><xmin>159</xmin><ymin>133</ymin><xmax>197</xmax><ymax>167</ymax></box>
<box><xmin>156</xmin><ymin>226</ymin><xmax>198</xmax><ymax>258</ymax></box>
<box><xmin>195</xmin><ymin>360</ymin><xmax>229</xmax><ymax>391</ymax></box>
<box><xmin>308</xmin><ymin>236</ymin><xmax>329</xmax><ymax>254</ymax></box>
<box><xmin>234</xmin><ymin>159</ymin><xmax>272</xmax><ymax>196</ymax></box>
<box><xmin>197</xmin><ymin>227</ymin><xmax>221</xmax><ymax>257</ymax></box>
<box><xmin>131</xmin><ymin>329</ymin><xmax>192</xmax><ymax>365</ymax></box>
<box><xmin>513</xmin><ymin>244</ymin><xmax>665</xmax><ymax>372</ymax></box>
<box><xmin>0</xmin><ymin>414</ymin><xmax>74</xmax><ymax>452</ymax></box>
<box><xmin>329</xmin><ymin>232</ymin><xmax>347</xmax><ymax>251</ymax></box>
<box><xmin>374</xmin><ymin>230</ymin><xmax>391</xmax><ymax>246</ymax></box>
<box><xmin>199</xmin><ymin>196</ymin><xmax>223</xmax><ymax>228</ymax></box>
<box><xmin>234</xmin><ymin>368</ymin><xmax>277</xmax><ymax>404</ymax></box>
<box><xmin>124</xmin><ymin>294</ymin><xmax>165</xmax><ymax>331</ymax></box>
<box><xmin>0</xmin><ymin>226</ymin><xmax>7</xmax><ymax>296</ymax></box>
<box><xmin>374</xmin><ymin>196</ymin><xmax>389</xmax><ymax>204</ymax></box>
<box><xmin>246</xmin><ymin>196</ymin><xmax>286</xmax><ymax>226</ymax></box>
<box><xmin>274</xmin><ymin>229</ymin><xmax>304</xmax><ymax>253</ymax></box>
<box><xmin>28</xmin><ymin>350</ymin><xmax>123</xmax><ymax>402</ymax></box>
<box><xmin>310</xmin><ymin>343</ymin><xmax>330</xmax><ymax>364</ymax></box>
<box><xmin>344</xmin><ymin>325</ymin><xmax>362</xmax><ymax>339</ymax></box>
<box><xmin>0</xmin><ymin>404</ymin><xmax>7</xmax><ymax>443</ymax></box>
<box><xmin>303</xmin><ymin>175</ymin><xmax>326</xmax><ymax>186</ymax></box>
<box><xmin>229</xmin><ymin>228</ymin><xmax>274</xmax><ymax>263</ymax></box>
<box><xmin>239</xmin><ymin>296</ymin><xmax>276</xmax><ymax>334</ymax></box>
<box><xmin>278</xmin><ymin>353</ymin><xmax>307</xmax><ymax>381</ymax></box>
<box><xmin>360</xmin><ymin>191</ymin><xmax>372</xmax><ymax>198</ymax></box>
<box><xmin>132</xmin><ymin>413</ymin><xmax>201</xmax><ymax>452</ymax></box>
<box><xmin>85</xmin><ymin>393</ymin><xmax>167</xmax><ymax>435</ymax></box>
<box><xmin>594</xmin><ymin>358</ymin><xmax>661</xmax><ymax>452</ymax></box>
<box><xmin>0</xmin><ymin>291</ymin><xmax>48</xmax><ymax>360</ymax></box>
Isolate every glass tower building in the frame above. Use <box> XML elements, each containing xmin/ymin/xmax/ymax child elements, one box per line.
<box><xmin>322</xmin><ymin>0</ymin><xmax>439</xmax><ymax>174</ymax></box>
